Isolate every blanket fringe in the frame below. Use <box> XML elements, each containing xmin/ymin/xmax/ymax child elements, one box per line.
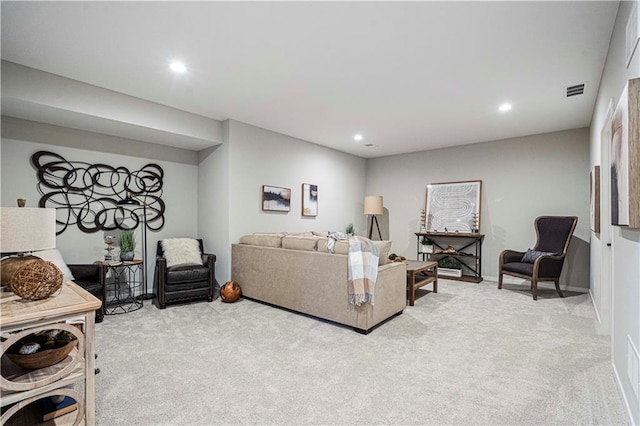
<box><xmin>349</xmin><ymin>294</ymin><xmax>375</xmax><ymax>306</ymax></box>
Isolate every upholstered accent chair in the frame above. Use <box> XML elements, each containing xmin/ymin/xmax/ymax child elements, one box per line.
<box><xmin>498</xmin><ymin>216</ymin><xmax>578</xmax><ymax>300</ymax></box>
<box><xmin>154</xmin><ymin>238</ymin><xmax>216</xmax><ymax>309</ymax></box>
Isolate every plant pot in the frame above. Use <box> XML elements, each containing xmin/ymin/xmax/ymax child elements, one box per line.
<box><xmin>120</xmin><ymin>251</ymin><xmax>134</xmax><ymax>261</ymax></box>
<box><xmin>438</xmin><ymin>267</ymin><xmax>462</xmax><ymax>278</ymax></box>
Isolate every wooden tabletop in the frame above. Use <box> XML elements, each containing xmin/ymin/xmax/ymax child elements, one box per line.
<box><xmin>0</xmin><ymin>281</ymin><xmax>101</xmax><ymax>328</ymax></box>
<box><xmin>405</xmin><ymin>260</ymin><xmax>437</xmax><ymax>272</ymax></box>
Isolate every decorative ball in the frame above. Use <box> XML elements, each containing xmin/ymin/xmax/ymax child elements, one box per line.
<box><xmin>220</xmin><ymin>281</ymin><xmax>241</xmax><ymax>303</ymax></box>
<box><xmin>11</xmin><ymin>259</ymin><xmax>63</xmax><ymax>300</ymax></box>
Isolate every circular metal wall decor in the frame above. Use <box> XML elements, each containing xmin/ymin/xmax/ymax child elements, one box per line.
<box><xmin>31</xmin><ymin>151</ymin><xmax>165</xmax><ymax>234</ymax></box>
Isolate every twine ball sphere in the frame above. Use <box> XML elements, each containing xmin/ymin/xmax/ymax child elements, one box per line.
<box><xmin>220</xmin><ymin>281</ymin><xmax>241</xmax><ymax>303</ymax></box>
<box><xmin>11</xmin><ymin>259</ymin><xmax>63</xmax><ymax>300</ymax></box>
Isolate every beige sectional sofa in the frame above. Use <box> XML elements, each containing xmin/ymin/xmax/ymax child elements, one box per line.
<box><xmin>231</xmin><ymin>232</ymin><xmax>407</xmax><ymax>333</ymax></box>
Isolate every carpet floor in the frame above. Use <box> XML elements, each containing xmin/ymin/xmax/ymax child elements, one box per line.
<box><xmin>95</xmin><ymin>279</ymin><xmax>629</xmax><ymax>425</ymax></box>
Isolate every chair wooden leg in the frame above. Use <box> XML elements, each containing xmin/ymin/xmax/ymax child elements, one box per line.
<box><xmin>498</xmin><ymin>272</ymin><xmax>503</xmax><ymax>289</ymax></box>
<box><xmin>554</xmin><ymin>279</ymin><xmax>564</xmax><ymax>298</ymax></box>
<box><xmin>532</xmin><ymin>278</ymin><xmax>538</xmax><ymax>300</ymax></box>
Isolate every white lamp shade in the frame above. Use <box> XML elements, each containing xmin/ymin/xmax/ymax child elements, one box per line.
<box><xmin>364</xmin><ymin>195</ymin><xmax>384</xmax><ymax>215</ymax></box>
<box><xmin>0</xmin><ymin>207</ymin><xmax>56</xmax><ymax>253</ymax></box>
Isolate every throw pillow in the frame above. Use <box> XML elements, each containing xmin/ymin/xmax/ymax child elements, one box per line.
<box><xmin>239</xmin><ymin>234</ymin><xmax>283</xmax><ymax>248</ymax></box>
<box><xmin>372</xmin><ymin>240</ymin><xmax>393</xmax><ymax>265</ymax></box>
<box><xmin>33</xmin><ymin>249</ymin><xmax>75</xmax><ymax>281</ymax></box>
<box><xmin>521</xmin><ymin>249</ymin><xmax>556</xmax><ymax>263</ymax></box>
<box><xmin>161</xmin><ymin>238</ymin><xmax>203</xmax><ymax>268</ymax></box>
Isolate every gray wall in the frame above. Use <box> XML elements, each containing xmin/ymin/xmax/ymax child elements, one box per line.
<box><xmin>366</xmin><ymin>128</ymin><xmax>591</xmax><ymax>291</ymax></box>
<box><xmin>1</xmin><ymin>122</ymin><xmax>200</xmax><ymax>288</ymax></box>
<box><xmin>197</xmin><ymin>121</ymin><xmax>231</xmax><ymax>284</ymax></box>
<box><xmin>226</xmin><ymin>119</ymin><xmax>368</xmax><ymax>253</ymax></box>
<box><xmin>590</xmin><ymin>1</ymin><xmax>640</xmax><ymax>423</ymax></box>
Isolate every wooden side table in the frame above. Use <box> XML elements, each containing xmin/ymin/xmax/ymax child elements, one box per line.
<box><xmin>1</xmin><ymin>281</ymin><xmax>101</xmax><ymax>425</ymax></box>
<box><xmin>405</xmin><ymin>260</ymin><xmax>438</xmax><ymax>306</ymax></box>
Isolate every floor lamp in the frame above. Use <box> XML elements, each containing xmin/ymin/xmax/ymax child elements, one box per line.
<box><xmin>364</xmin><ymin>195</ymin><xmax>383</xmax><ymax>240</ymax></box>
<box><xmin>117</xmin><ymin>192</ymin><xmax>154</xmax><ymax>300</ymax></box>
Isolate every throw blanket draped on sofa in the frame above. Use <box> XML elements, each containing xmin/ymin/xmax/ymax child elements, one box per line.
<box><xmin>347</xmin><ymin>236</ymin><xmax>380</xmax><ymax>306</ymax></box>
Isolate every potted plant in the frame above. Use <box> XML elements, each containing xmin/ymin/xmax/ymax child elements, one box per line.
<box><xmin>437</xmin><ymin>257</ymin><xmax>463</xmax><ymax>277</ymax></box>
<box><xmin>119</xmin><ymin>229</ymin><xmax>136</xmax><ymax>261</ymax></box>
<box><xmin>420</xmin><ymin>236</ymin><xmax>433</xmax><ymax>254</ymax></box>
<box><xmin>345</xmin><ymin>223</ymin><xmax>355</xmax><ymax>236</ymax></box>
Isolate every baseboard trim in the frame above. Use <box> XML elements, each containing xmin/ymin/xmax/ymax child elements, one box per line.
<box><xmin>611</xmin><ymin>357</ymin><xmax>637</xmax><ymax>425</ymax></box>
<box><xmin>484</xmin><ymin>275</ymin><xmax>589</xmax><ymax>294</ymax></box>
<box><xmin>589</xmin><ymin>289</ymin><xmax>602</xmax><ymax>324</ymax></box>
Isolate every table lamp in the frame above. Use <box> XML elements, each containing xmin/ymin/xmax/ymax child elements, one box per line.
<box><xmin>364</xmin><ymin>195</ymin><xmax>384</xmax><ymax>240</ymax></box>
<box><xmin>0</xmin><ymin>205</ymin><xmax>57</xmax><ymax>286</ymax></box>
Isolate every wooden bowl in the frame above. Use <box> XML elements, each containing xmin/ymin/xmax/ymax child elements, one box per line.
<box><xmin>6</xmin><ymin>341</ymin><xmax>77</xmax><ymax>370</ymax></box>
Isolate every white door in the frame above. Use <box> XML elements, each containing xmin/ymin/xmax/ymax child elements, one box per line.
<box><xmin>599</xmin><ymin>100</ymin><xmax>614</xmax><ymax>335</ymax></box>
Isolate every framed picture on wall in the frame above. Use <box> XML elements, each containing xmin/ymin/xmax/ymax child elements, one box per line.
<box><xmin>425</xmin><ymin>180</ymin><xmax>482</xmax><ymax>233</ymax></box>
<box><xmin>261</xmin><ymin>185</ymin><xmax>291</xmax><ymax>212</ymax></box>
<box><xmin>302</xmin><ymin>183</ymin><xmax>318</xmax><ymax>217</ymax></box>
<box><xmin>610</xmin><ymin>78</ymin><xmax>640</xmax><ymax>227</ymax></box>
<box><xmin>590</xmin><ymin>165</ymin><xmax>601</xmax><ymax>234</ymax></box>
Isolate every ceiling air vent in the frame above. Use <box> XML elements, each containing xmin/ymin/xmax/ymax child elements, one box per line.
<box><xmin>565</xmin><ymin>83</ymin><xmax>586</xmax><ymax>98</ymax></box>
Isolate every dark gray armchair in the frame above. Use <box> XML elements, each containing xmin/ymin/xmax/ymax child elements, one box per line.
<box><xmin>498</xmin><ymin>216</ymin><xmax>578</xmax><ymax>300</ymax></box>
<box><xmin>68</xmin><ymin>263</ymin><xmax>106</xmax><ymax>323</ymax></box>
<box><xmin>154</xmin><ymin>239</ymin><xmax>216</xmax><ymax>309</ymax></box>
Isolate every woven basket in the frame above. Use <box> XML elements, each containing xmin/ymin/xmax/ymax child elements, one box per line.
<box><xmin>10</xmin><ymin>259</ymin><xmax>63</xmax><ymax>300</ymax></box>
<box><xmin>7</xmin><ymin>340</ymin><xmax>77</xmax><ymax>370</ymax></box>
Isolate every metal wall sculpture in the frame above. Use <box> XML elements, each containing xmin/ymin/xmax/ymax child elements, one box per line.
<box><xmin>31</xmin><ymin>151</ymin><xmax>165</xmax><ymax>235</ymax></box>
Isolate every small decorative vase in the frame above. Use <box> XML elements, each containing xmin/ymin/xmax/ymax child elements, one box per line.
<box><xmin>120</xmin><ymin>251</ymin><xmax>134</xmax><ymax>261</ymax></box>
<box><xmin>220</xmin><ymin>281</ymin><xmax>241</xmax><ymax>303</ymax></box>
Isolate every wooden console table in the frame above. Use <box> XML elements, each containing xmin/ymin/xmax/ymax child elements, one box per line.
<box><xmin>415</xmin><ymin>232</ymin><xmax>484</xmax><ymax>283</ymax></box>
<box><xmin>0</xmin><ymin>281</ymin><xmax>101</xmax><ymax>425</ymax></box>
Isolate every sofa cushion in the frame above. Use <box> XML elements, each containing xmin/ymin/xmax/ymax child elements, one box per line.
<box><xmin>282</xmin><ymin>235</ymin><xmax>320</xmax><ymax>251</ymax></box>
<box><xmin>166</xmin><ymin>264</ymin><xmax>210</xmax><ymax>284</ymax></box>
<box><xmin>312</xmin><ymin>230</ymin><xmax>329</xmax><ymax>237</ymax></box>
<box><xmin>161</xmin><ymin>238</ymin><xmax>203</xmax><ymax>268</ymax></box>
<box><xmin>372</xmin><ymin>241</ymin><xmax>393</xmax><ymax>265</ymax></box>
<box><xmin>239</xmin><ymin>233</ymin><xmax>283</xmax><ymax>248</ymax></box>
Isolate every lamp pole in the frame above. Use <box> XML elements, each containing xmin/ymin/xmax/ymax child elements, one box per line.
<box><xmin>117</xmin><ymin>192</ymin><xmax>154</xmax><ymax>301</ymax></box>
<box><xmin>140</xmin><ymin>203</ymin><xmax>154</xmax><ymax>300</ymax></box>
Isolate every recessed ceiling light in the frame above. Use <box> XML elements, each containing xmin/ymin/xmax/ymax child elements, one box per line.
<box><xmin>353</xmin><ymin>134</ymin><xmax>363</xmax><ymax>141</ymax></box>
<box><xmin>498</xmin><ymin>103</ymin><xmax>512</xmax><ymax>112</ymax></box>
<box><xmin>170</xmin><ymin>61</ymin><xmax>187</xmax><ymax>73</ymax></box>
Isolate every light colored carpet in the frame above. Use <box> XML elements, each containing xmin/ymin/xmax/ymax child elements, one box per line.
<box><xmin>95</xmin><ymin>279</ymin><xmax>629</xmax><ymax>425</ymax></box>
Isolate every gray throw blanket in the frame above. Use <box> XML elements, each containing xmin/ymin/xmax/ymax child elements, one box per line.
<box><xmin>347</xmin><ymin>236</ymin><xmax>380</xmax><ymax>306</ymax></box>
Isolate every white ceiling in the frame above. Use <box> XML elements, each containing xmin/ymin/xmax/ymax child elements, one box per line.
<box><xmin>1</xmin><ymin>1</ymin><xmax>619</xmax><ymax>158</ymax></box>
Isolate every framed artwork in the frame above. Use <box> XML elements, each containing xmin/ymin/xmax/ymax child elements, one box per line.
<box><xmin>611</xmin><ymin>83</ymin><xmax>629</xmax><ymax>226</ymax></box>
<box><xmin>610</xmin><ymin>78</ymin><xmax>640</xmax><ymax>227</ymax></box>
<box><xmin>302</xmin><ymin>183</ymin><xmax>318</xmax><ymax>217</ymax></box>
<box><xmin>590</xmin><ymin>165</ymin><xmax>601</xmax><ymax>234</ymax></box>
<box><xmin>425</xmin><ymin>180</ymin><xmax>482</xmax><ymax>233</ymax></box>
<box><xmin>261</xmin><ymin>185</ymin><xmax>291</xmax><ymax>212</ymax></box>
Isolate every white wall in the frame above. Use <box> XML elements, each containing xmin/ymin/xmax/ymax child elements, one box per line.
<box><xmin>366</xmin><ymin>128</ymin><xmax>591</xmax><ymax>290</ymax></box>
<box><xmin>1</xmin><ymin>134</ymin><xmax>199</xmax><ymax>290</ymax></box>
<box><xmin>590</xmin><ymin>1</ymin><xmax>640</xmax><ymax>423</ymax></box>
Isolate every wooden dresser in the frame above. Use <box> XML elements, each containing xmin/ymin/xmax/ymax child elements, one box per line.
<box><xmin>1</xmin><ymin>281</ymin><xmax>101</xmax><ymax>425</ymax></box>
